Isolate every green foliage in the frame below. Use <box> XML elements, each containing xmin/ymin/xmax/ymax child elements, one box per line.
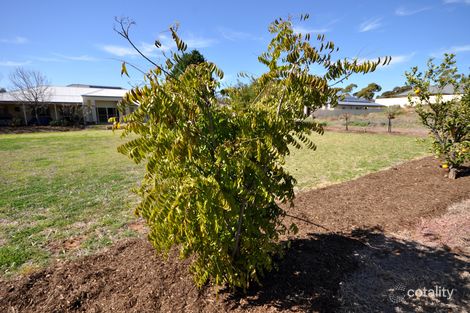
<box><xmin>117</xmin><ymin>16</ymin><xmax>384</xmax><ymax>290</ymax></box>
<box><xmin>380</xmin><ymin>85</ymin><xmax>412</xmax><ymax>98</ymax></box>
<box><xmin>341</xmin><ymin>83</ymin><xmax>357</xmax><ymax>95</ymax></box>
<box><xmin>406</xmin><ymin>53</ymin><xmax>470</xmax><ymax>176</ymax></box>
<box><xmin>354</xmin><ymin>83</ymin><xmax>382</xmax><ymax>100</ymax></box>
<box><xmin>171</xmin><ymin>49</ymin><xmax>206</xmax><ymax>78</ymax></box>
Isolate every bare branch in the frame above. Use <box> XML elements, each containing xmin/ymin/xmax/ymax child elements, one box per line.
<box><xmin>9</xmin><ymin>67</ymin><xmax>52</xmax><ymax>122</ymax></box>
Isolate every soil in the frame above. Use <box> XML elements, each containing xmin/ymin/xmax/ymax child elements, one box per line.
<box><xmin>324</xmin><ymin>125</ymin><xmax>428</xmax><ymax>137</ymax></box>
<box><xmin>1</xmin><ymin>157</ymin><xmax>469</xmax><ymax>312</ymax></box>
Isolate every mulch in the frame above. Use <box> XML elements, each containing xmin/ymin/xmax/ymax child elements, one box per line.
<box><xmin>1</xmin><ymin>156</ymin><xmax>469</xmax><ymax>312</ymax></box>
<box><xmin>323</xmin><ymin>126</ymin><xmax>428</xmax><ymax>137</ymax></box>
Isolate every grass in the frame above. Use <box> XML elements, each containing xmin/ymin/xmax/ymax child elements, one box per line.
<box><xmin>0</xmin><ymin>129</ymin><xmax>429</xmax><ymax>276</ymax></box>
<box><xmin>285</xmin><ymin>131</ymin><xmax>429</xmax><ymax>189</ymax></box>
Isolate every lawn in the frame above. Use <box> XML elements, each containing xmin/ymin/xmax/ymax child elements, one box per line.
<box><xmin>0</xmin><ymin>129</ymin><xmax>429</xmax><ymax>276</ymax></box>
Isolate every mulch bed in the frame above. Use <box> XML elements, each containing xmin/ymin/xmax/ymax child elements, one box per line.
<box><xmin>1</xmin><ymin>157</ymin><xmax>469</xmax><ymax>312</ymax></box>
<box><xmin>323</xmin><ymin>126</ymin><xmax>428</xmax><ymax>137</ymax></box>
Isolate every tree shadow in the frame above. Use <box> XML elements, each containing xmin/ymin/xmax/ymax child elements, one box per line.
<box><xmin>223</xmin><ymin>228</ymin><xmax>469</xmax><ymax>312</ymax></box>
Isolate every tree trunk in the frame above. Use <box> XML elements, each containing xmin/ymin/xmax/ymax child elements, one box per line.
<box><xmin>448</xmin><ymin>167</ymin><xmax>458</xmax><ymax>179</ymax></box>
<box><xmin>388</xmin><ymin>118</ymin><xmax>391</xmax><ymax>133</ymax></box>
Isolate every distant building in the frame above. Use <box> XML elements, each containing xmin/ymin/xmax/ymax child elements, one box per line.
<box><xmin>312</xmin><ymin>95</ymin><xmax>385</xmax><ymax>117</ymax></box>
<box><xmin>376</xmin><ymin>85</ymin><xmax>463</xmax><ymax>107</ymax></box>
<box><xmin>0</xmin><ymin>84</ymin><xmax>131</xmax><ymax>126</ymax></box>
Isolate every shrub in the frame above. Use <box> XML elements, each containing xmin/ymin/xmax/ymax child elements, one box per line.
<box><xmin>11</xmin><ymin>117</ymin><xmax>23</xmax><ymax>127</ymax></box>
<box><xmin>116</xmin><ymin>16</ymin><xmax>386</xmax><ymax>289</ymax></box>
<box><xmin>406</xmin><ymin>54</ymin><xmax>470</xmax><ymax>179</ymax></box>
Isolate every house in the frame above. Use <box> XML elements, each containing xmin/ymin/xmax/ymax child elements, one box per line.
<box><xmin>313</xmin><ymin>95</ymin><xmax>385</xmax><ymax>117</ymax></box>
<box><xmin>0</xmin><ymin>84</ymin><xmax>131</xmax><ymax>126</ymax></box>
<box><xmin>375</xmin><ymin>85</ymin><xmax>463</xmax><ymax>107</ymax></box>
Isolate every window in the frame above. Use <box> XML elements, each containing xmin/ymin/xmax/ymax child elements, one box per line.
<box><xmin>96</xmin><ymin>107</ymin><xmax>120</xmax><ymax>123</ymax></box>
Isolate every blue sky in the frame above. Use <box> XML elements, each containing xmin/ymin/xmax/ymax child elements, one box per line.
<box><xmin>1</xmin><ymin>0</ymin><xmax>469</xmax><ymax>94</ymax></box>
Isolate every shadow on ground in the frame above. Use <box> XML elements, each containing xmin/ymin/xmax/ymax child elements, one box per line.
<box><xmin>225</xmin><ymin>228</ymin><xmax>469</xmax><ymax>313</ymax></box>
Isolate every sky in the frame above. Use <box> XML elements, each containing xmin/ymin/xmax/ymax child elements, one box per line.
<box><xmin>1</xmin><ymin>0</ymin><xmax>469</xmax><ymax>95</ymax></box>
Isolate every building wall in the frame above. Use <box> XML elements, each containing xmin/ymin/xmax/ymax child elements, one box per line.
<box><xmin>0</xmin><ymin>103</ymin><xmax>29</xmax><ymax>125</ymax></box>
<box><xmin>375</xmin><ymin>94</ymin><xmax>462</xmax><ymax>107</ymax></box>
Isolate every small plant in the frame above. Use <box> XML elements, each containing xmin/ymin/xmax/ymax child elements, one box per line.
<box><xmin>406</xmin><ymin>54</ymin><xmax>470</xmax><ymax>179</ymax></box>
<box><xmin>11</xmin><ymin>117</ymin><xmax>23</xmax><ymax>127</ymax></box>
<box><xmin>340</xmin><ymin>112</ymin><xmax>352</xmax><ymax>131</ymax></box>
<box><xmin>349</xmin><ymin>120</ymin><xmax>371</xmax><ymax>127</ymax></box>
<box><xmin>383</xmin><ymin>105</ymin><xmax>402</xmax><ymax>133</ymax></box>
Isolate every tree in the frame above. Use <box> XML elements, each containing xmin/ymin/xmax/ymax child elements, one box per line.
<box><xmin>0</xmin><ymin>88</ymin><xmax>6</xmax><ymax>93</ymax></box>
<box><xmin>9</xmin><ymin>67</ymin><xmax>51</xmax><ymax>124</ymax></box>
<box><xmin>341</xmin><ymin>83</ymin><xmax>357</xmax><ymax>95</ymax></box>
<box><xmin>340</xmin><ymin>112</ymin><xmax>352</xmax><ymax>131</ymax></box>
<box><xmin>383</xmin><ymin>105</ymin><xmax>402</xmax><ymax>133</ymax></box>
<box><xmin>406</xmin><ymin>54</ymin><xmax>470</xmax><ymax>179</ymax></box>
<box><xmin>171</xmin><ymin>49</ymin><xmax>206</xmax><ymax>77</ymax></box>
<box><xmin>354</xmin><ymin>83</ymin><xmax>382</xmax><ymax>100</ymax></box>
<box><xmin>115</xmin><ymin>15</ymin><xmax>387</xmax><ymax>290</ymax></box>
<box><xmin>380</xmin><ymin>85</ymin><xmax>411</xmax><ymax>98</ymax></box>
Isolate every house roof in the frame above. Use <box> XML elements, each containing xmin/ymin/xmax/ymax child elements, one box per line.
<box><xmin>338</xmin><ymin>96</ymin><xmax>384</xmax><ymax>107</ymax></box>
<box><xmin>377</xmin><ymin>84</ymin><xmax>463</xmax><ymax>99</ymax></box>
<box><xmin>0</xmin><ymin>85</ymin><xmax>128</xmax><ymax>104</ymax></box>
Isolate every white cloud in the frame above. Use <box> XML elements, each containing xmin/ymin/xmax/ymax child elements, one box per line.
<box><xmin>443</xmin><ymin>0</ymin><xmax>470</xmax><ymax>4</ymax></box>
<box><xmin>101</xmin><ymin>45</ymin><xmax>139</xmax><ymax>57</ymax></box>
<box><xmin>0</xmin><ymin>60</ymin><xmax>32</xmax><ymax>67</ymax></box>
<box><xmin>0</xmin><ymin>36</ymin><xmax>28</xmax><ymax>44</ymax></box>
<box><xmin>355</xmin><ymin>52</ymin><xmax>415</xmax><ymax>68</ymax></box>
<box><xmin>359</xmin><ymin>18</ymin><xmax>382</xmax><ymax>32</ymax></box>
<box><xmin>432</xmin><ymin>44</ymin><xmax>470</xmax><ymax>57</ymax></box>
<box><xmin>219</xmin><ymin>28</ymin><xmax>263</xmax><ymax>41</ymax></box>
<box><xmin>293</xmin><ymin>26</ymin><xmax>329</xmax><ymax>34</ymax></box>
<box><xmin>395</xmin><ymin>6</ymin><xmax>432</xmax><ymax>16</ymax></box>
<box><xmin>32</xmin><ymin>56</ymin><xmax>64</xmax><ymax>63</ymax></box>
<box><xmin>53</xmin><ymin>53</ymin><xmax>98</xmax><ymax>61</ymax></box>
<box><xmin>185</xmin><ymin>37</ymin><xmax>216</xmax><ymax>48</ymax></box>
<box><xmin>101</xmin><ymin>33</ymin><xmax>215</xmax><ymax>57</ymax></box>
<box><xmin>389</xmin><ymin>53</ymin><xmax>415</xmax><ymax>65</ymax></box>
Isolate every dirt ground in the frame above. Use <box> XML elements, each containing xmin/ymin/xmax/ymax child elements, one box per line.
<box><xmin>1</xmin><ymin>157</ymin><xmax>469</xmax><ymax>312</ymax></box>
<box><xmin>323</xmin><ymin>125</ymin><xmax>429</xmax><ymax>137</ymax></box>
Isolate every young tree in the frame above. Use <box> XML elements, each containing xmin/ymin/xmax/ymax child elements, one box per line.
<box><xmin>340</xmin><ymin>112</ymin><xmax>352</xmax><ymax>131</ymax></box>
<box><xmin>406</xmin><ymin>54</ymin><xmax>470</xmax><ymax>179</ymax></box>
<box><xmin>383</xmin><ymin>105</ymin><xmax>402</xmax><ymax>133</ymax></box>
<box><xmin>354</xmin><ymin>83</ymin><xmax>382</xmax><ymax>100</ymax></box>
<box><xmin>9</xmin><ymin>67</ymin><xmax>51</xmax><ymax>124</ymax></box>
<box><xmin>115</xmin><ymin>15</ymin><xmax>387</xmax><ymax>290</ymax></box>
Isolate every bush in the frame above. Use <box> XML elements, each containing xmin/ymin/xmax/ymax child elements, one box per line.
<box><xmin>349</xmin><ymin>120</ymin><xmax>372</xmax><ymax>127</ymax></box>
<box><xmin>11</xmin><ymin>117</ymin><xmax>23</xmax><ymax>127</ymax></box>
<box><xmin>117</xmin><ymin>16</ymin><xmax>385</xmax><ymax>290</ymax></box>
<box><xmin>406</xmin><ymin>54</ymin><xmax>470</xmax><ymax>178</ymax></box>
